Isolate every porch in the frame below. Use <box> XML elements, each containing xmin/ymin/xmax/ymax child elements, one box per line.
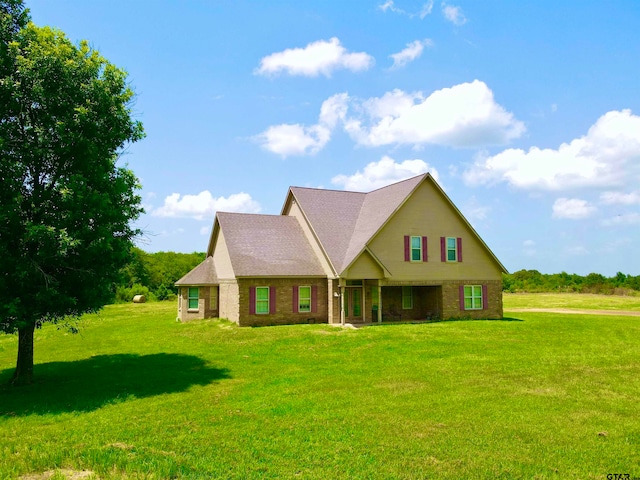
<box><xmin>336</xmin><ymin>281</ymin><xmax>443</xmax><ymax>324</ymax></box>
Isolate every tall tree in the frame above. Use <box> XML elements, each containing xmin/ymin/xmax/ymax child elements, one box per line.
<box><xmin>0</xmin><ymin>1</ymin><xmax>145</xmax><ymax>385</ymax></box>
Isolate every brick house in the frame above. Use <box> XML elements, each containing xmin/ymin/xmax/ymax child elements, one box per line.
<box><xmin>176</xmin><ymin>174</ymin><xmax>507</xmax><ymax>326</ymax></box>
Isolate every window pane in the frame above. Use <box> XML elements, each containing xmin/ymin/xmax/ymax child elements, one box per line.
<box><xmin>299</xmin><ymin>300</ymin><xmax>311</xmax><ymax>312</ymax></box>
<box><xmin>463</xmin><ymin>285</ymin><xmax>482</xmax><ymax>310</ymax></box>
<box><xmin>411</xmin><ymin>237</ymin><xmax>421</xmax><ymax>248</ymax></box>
<box><xmin>411</xmin><ymin>249</ymin><xmax>421</xmax><ymax>261</ymax></box>
<box><xmin>256</xmin><ymin>287</ymin><xmax>269</xmax><ymax>314</ymax></box>
<box><xmin>447</xmin><ymin>250</ymin><xmax>457</xmax><ymax>261</ymax></box>
<box><xmin>299</xmin><ymin>286</ymin><xmax>311</xmax><ymax>312</ymax></box>
<box><xmin>188</xmin><ymin>287</ymin><xmax>198</xmax><ymax>309</ymax></box>
<box><xmin>211</xmin><ymin>288</ymin><xmax>218</xmax><ymax>309</ymax></box>
<box><xmin>447</xmin><ymin>237</ymin><xmax>456</xmax><ymax>249</ymax></box>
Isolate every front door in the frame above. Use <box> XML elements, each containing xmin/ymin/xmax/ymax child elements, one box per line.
<box><xmin>344</xmin><ymin>287</ymin><xmax>363</xmax><ymax>323</ymax></box>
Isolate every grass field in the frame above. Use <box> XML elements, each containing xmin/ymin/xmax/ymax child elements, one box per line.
<box><xmin>1</xmin><ymin>296</ymin><xmax>639</xmax><ymax>479</ymax></box>
<box><xmin>504</xmin><ymin>292</ymin><xmax>640</xmax><ymax>311</ymax></box>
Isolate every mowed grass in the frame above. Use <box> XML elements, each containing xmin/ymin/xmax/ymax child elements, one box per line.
<box><xmin>0</xmin><ymin>297</ymin><xmax>639</xmax><ymax>479</ymax></box>
<box><xmin>504</xmin><ymin>292</ymin><xmax>640</xmax><ymax>311</ymax></box>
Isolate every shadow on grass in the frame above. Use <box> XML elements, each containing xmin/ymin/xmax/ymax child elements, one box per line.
<box><xmin>0</xmin><ymin>353</ymin><xmax>230</xmax><ymax>417</ymax></box>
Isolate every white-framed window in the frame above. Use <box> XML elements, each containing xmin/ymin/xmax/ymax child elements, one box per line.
<box><xmin>210</xmin><ymin>287</ymin><xmax>218</xmax><ymax>310</ymax></box>
<box><xmin>410</xmin><ymin>236</ymin><xmax>422</xmax><ymax>262</ymax></box>
<box><xmin>256</xmin><ymin>286</ymin><xmax>269</xmax><ymax>314</ymax></box>
<box><xmin>188</xmin><ymin>287</ymin><xmax>199</xmax><ymax>310</ymax></box>
<box><xmin>402</xmin><ymin>286</ymin><xmax>413</xmax><ymax>309</ymax></box>
<box><xmin>298</xmin><ymin>286</ymin><xmax>311</xmax><ymax>313</ymax></box>
<box><xmin>464</xmin><ymin>285</ymin><xmax>483</xmax><ymax>310</ymax></box>
<box><xmin>446</xmin><ymin>237</ymin><xmax>457</xmax><ymax>262</ymax></box>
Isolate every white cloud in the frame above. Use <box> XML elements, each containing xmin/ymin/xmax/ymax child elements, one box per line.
<box><xmin>552</xmin><ymin>198</ymin><xmax>596</xmax><ymax>220</ymax></box>
<box><xmin>389</xmin><ymin>39</ymin><xmax>433</xmax><ymax>69</ymax></box>
<box><xmin>601</xmin><ymin>213</ymin><xmax>640</xmax><ymax>226</ymax></box>
<box><xmin>254</xmin><ymin>123</ymin><xmax>331</xmax><ymax>157</ymax></box>
<box><xmin>461</xmin><ymin>196</ymin><xmax>490</xmax><ymax>222</ymax></box>
<box><xmin>153</xmin><ymin>191</ymin><xmax>261</xmax><ymax>220</ymax></box>
<box><xmin>255</xmin><ymin>37</ymin><xmax>373</xmax><ymax>77</ymax></box>
<box><xmin>378</xmin><ymin>0</ymin><xmax>433</xmax><ymax>18</ymax></box>
<box><xmin>255</xmin><ymin>93</ymin><xmax>347</xmax><ymax>156</ymax></box>
<box><xmin>600</xmin><ymin>191</ymin><xmax>640</xmax><ymax>205</ymax></box>
<box><xmin>420</xmin><ymin>1</ymin><xmax>434</xmax><ymax>18</ymax></box>
<box><xmin>256</xmin><ymin>81</ymin><xmax>523</xmax><ymax>156</ymax></box>
<box><xmin>464</xmin><ymin>110</ymin><xmax>640</xmax><ymax>190</ymax></box>
<box><xmin>346</xmin><ymin>80</ymin><xmax>525</xmax><ymax>148</ymax></box>
<box><xmin>442</xmin><ymin>3</ymin><xmax>467</xmax><ymax>25</ymax></box>
<box><xmin>331</xmin><ymin>156</ymin><xmax>439</xmax><ymax>191</ymax></box>
<box><xmin>200</xmin><ymin>226</ymin><xmax>210</xmax><ymax>235</ymax></box>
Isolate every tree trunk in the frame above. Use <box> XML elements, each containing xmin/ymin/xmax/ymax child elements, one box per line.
<box><xmin>11</xmin><ymin>323</ymin><xmax>35</xmax><ymax>386</ymax></box>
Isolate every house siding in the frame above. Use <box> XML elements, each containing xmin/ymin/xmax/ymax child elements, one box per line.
<box><xmin>237</xmin><ymin>277</ymin><xmax>329</xmax><ymax>327</ymax></box>
<box><xmin>177</xmin><ymin>286</ymin><xmax>219</xmax><ymax>321</ymax></box>
<box><xmin>367</xmin><ymin>180</ymin><xmax>503</xmax><ymax>282</ymax></box>
<box><xmin>219</xmin><ymin>281</ymin><xmax>240</xmax><ymax>324</ymax></box>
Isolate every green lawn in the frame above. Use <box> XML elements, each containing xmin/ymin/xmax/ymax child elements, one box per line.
<box><xmin>504</xmin><ymin>292</ymin><xmax>640</xmax><ymax>310</ymax></box>
<box><xmin>1</xmin><ymin>298</ymin><xmax>639</xmax><ymax>479</ymax></box>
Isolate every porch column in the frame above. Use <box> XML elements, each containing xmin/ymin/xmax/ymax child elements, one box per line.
<box><xmin>362</xmin><ymin>285</ymin><xmax>366</xmax><ymax>324</ymax></box>
<box><xmin>340</xmin><ymin>286</ymin><xmax>345</xmax><ymax>325</ymax></box>
<box><xmin>377</xmin><ymin>285</ymin><xmax>382</xmax><ymax>323</ymax></box>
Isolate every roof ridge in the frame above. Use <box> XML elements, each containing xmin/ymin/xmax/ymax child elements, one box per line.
<box><xmin>290</xmin><ymin>185</ymin><xmax>367</xmax><ymax>195</ymax></box>
<box><xmin>365</xmin><ymin>173</ymin><xmax>428</xmax><ymax>194</ymax></box>
<box><xmin>338</xmin><ymin>174</ymin><xmax>426</xmax><ymax>272</ymax></box>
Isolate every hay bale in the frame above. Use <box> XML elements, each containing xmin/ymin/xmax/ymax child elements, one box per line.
<box><xmin>132</xmin><ymin>295</ymin><xmax>146</xmax><ymax>303</ymax></box>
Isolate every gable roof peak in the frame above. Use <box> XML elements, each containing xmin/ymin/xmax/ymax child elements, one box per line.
<box><xmin>365</xmin><ymin>173</ymin><xmax>429</xmax><ymax>194</ymax></box>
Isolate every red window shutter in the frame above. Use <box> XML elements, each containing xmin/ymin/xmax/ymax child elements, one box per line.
<box><xmin>269</xmin><ymin>287</ymin><xmax>276</xmax><ymax>314</ymax></box>
<box><xmin>482</xmin><ymin>284</ymin><xmax>488</xmax><ymax>310</ymax></box>
<box><xmin>422</xmin><ymin>236</ymin><xmax>428</xmax><ymax>262</ymax></box>
<box><xmin>292</xmin><ymin>286</ymin><xmax>299</xmax><ymax>313</ymax></box>
<box><xmin>440</xmin><ymin>237</ymin><xmax>446</xmax><ymax>262</ymax></box>
<box><xmin>311</xmin><ymin>285</ymin><xmax>318</xmax><ymax>313</ymax></box>
<box><xmin>459</xmin><ymin>285</ymin><xmax>465</xmax><ymax>310</ymax></box>
<box><xmin>404</xmin><ymin>235</ymin><xmax>410</xmax><ymax>261</ymax></box>
<box><xmin>457</xmin><ymin>237</ymin><xmax>463</xmax><ymax>262</ymax></box>
<box><xmin>249</xmin><ymin>287</ymin><xmax>256</xmax><ymax>315</ymax></box>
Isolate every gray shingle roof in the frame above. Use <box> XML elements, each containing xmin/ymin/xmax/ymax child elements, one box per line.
<box><xmin>175</xmin><ymin>256</ymin><xmax>217</xmax><ymax>285</ymax></box>
<box><xmin>288</xmin><ymin>187</ymin><xmax>366</xmax><ymax>273</ymax></box>
<box><xmin>291</xmin><ymin>174</ymin><xmax>425</xmax><ymax>273</ymax></box>
<box><xmin>217</xmin><ymin>212</ymin><xmax>325</xmax><ymax>277</ymax></box>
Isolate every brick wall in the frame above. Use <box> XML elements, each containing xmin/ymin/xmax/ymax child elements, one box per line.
<box><xmin>441</xmin><ymin>279</ymin><xmax>503</xmax><ymax>319</ymax></box>
<box><xmin>177</xmin><ymin>286</ymin><xmax>219</xmax><ymax>322</ymax></box>
<box><xmin>237</xmin><ymin>278</ymin><xmax>329</xmax><ymax>327</ymax></box>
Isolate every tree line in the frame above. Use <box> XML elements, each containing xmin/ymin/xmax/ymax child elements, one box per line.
<box><xmin>115</xmin><ymin>251</ymin><xmax>640</xmax><ymax>303</ymax></box>
<box><xmin>116</xmin><ymin>248</ymin><xmax>205</xmax><ymax>302</ymax></box>
<box><xmin>503</xmin><ymin>270</ymin><xmax>640</xmax><ymax>295</ymax></box>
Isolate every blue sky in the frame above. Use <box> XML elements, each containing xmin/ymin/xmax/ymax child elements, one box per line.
<box><xmin>28</xmin><ymin>0</ymin><xmax>640</xmax><ymax>276</ymax></box>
